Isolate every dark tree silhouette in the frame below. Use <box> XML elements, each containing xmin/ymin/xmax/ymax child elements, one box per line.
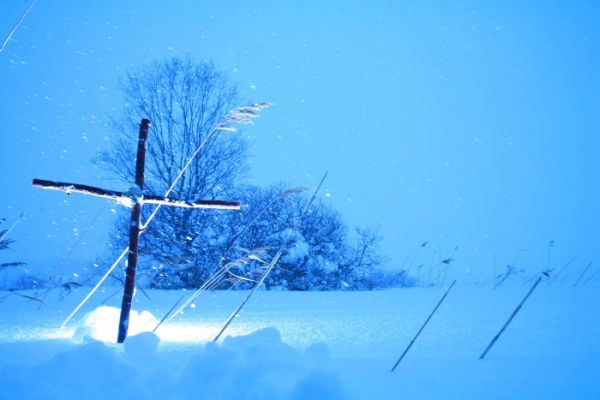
<box><xmin>100</xmin><ymin>56</ymin><xmax>248</xmax><ymax>285</ymax></box>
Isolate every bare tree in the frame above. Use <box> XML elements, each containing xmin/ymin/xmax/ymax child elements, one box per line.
<box><xmin>345</xmin><ymin>227</ymin><xmax>386</xmax><ymax>289</ymax></box>
<box><xmin>100</xmin><ymin>57</ymin><xmax>393</xmax><ymax>290</ymax></box>
<box><xmin>100</xmin><ymin>56</ymin><xmax>248</xmax><ymax>283</ymax></box>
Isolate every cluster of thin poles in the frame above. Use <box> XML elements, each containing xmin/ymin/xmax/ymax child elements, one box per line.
<box><xmin>154</xmin><ymin>174</ymin><xmax>327</xmax><ymax>342</ymax></box>
<box><xmin>390</xmin><ymin>271</ymin><xmax>551</xmax><ymax>372</ymax></box>
<box><xmin>152</xmin><ymin>188</ymin><xmax>304</xmax><ymax>332</ymax></box>
<box><xmin>56</xmin><ymin>102</ymin><xmax>328</xmax><ymax>342</ymax></box>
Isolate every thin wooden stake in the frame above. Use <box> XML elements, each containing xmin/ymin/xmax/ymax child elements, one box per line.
<box><xmin>152</xmin><ymin>294</ymin><xmax>186</xmax><ymax>333</ymax></box>
<box><xmin>391</xmin><ymin>280</ymin><xmax>457</xmax><ymax>372</ymax></box>
<box><xmin>549</xmin><ymin>256</ymin><xmax>578</xmax><ymax>284</ymax></box>
<box><xmin>213</xmin><ymin>251</ymin><xmax>284</xmax><ymax>342</ymax></box>
<box><xmin>573</xmin><ymin>261</ymin><xmax>593</xmax><ymax>288</ymax></box>
<box><xmin>583</xmin><ymin>269</ymin><xmax>600</xmax><ymax>285</ymax></box>
<box><xmin>479</xmin><ymin>272</ymin><xmax>546</xmax><ymax>359</ymax></box>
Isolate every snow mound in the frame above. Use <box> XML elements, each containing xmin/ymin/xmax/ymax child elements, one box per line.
<box><xmin>0</xmin><ymin>327</ymin><xmax>346</xmax><ymax>400</ymax></box>
<box><xmin>124</xmin><ymin>331</ymin><xmax>160</xmax><ymax>354</ymax></box>
<box><xmin>178</xmin><ymin>327</ymin><xmax>345</xmax><ymax>399</ymax></box>
<box><xmin>72</xmin><ymin>306</ymin><xmax>159</xmax><ymax>343</ymax></box>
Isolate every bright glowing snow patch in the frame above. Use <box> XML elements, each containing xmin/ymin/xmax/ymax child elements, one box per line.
<box><xmin>73</xmin><ymin>306</ymin><xmax>159</xmax><ymax>343</ymax></box>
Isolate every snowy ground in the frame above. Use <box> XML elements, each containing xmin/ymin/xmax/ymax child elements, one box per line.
<box><xmin>0</xmin><ymin>281</ymin><xmax>599</xmax><ymax>399</ymax></box>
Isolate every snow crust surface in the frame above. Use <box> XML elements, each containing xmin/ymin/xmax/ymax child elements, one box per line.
<box><xmin>0</xmin><ymin>283</ymin><xmax>599</xmax><ymax>399</ymax></box>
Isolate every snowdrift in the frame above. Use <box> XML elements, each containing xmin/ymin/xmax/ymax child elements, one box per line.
<box><xmin>0</xmin><ymin>284</ymin><xmax>599</xmax><ymax>399</ymax></box>
<box><xmin>0</xmin><ymin>327</ymin><xmax>344</xmax><ymax>400</ymax></box>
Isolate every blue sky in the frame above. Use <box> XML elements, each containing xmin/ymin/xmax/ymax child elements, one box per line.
<box><xmin>1</xmin><ymin>0</ymin><xmax>599</xmax><ymax>282</ymax></box>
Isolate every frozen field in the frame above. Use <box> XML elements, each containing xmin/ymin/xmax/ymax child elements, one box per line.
<box><xmin>0</xmin><ymin>281</ymin><xmax>599</xmax><ymax>399</ymax></box>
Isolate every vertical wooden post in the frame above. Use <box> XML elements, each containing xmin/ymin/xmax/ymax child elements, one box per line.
<box><xmin>117</xmin><ymin>118</ymin><xmax>150</xmax><ymax>343</ymax></box>
<box><xmin>33</xmin><ymin>108</ymin><xmax>249</xmax><ymax>341</ymax></box>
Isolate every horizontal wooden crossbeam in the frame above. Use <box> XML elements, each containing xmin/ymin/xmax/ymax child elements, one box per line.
<box><xmin>32</xmin><ymin>178</ymin><xmax>241</xmax><ymax>210</ymax></box>
<box><xmin>33</xmin><ymin>178</ymin><xmax>130</xmax><ymax>204</ymax></box>
<box><xmin>143</xmin><ymin>195</ymin><xmax>240</xmax><ymax>210</ymax></box>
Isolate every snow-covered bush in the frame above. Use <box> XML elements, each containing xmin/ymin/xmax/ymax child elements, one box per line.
<box><xmin>107</xmin><ymin>183</ymin><xmax>408</xmax><ymax>291</ymax></box>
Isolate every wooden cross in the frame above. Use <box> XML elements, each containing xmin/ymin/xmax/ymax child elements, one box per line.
<box><xmin>33</xmin><ymin>119</ymin><xmax>241</xmax><ymax>342</ymax></box>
